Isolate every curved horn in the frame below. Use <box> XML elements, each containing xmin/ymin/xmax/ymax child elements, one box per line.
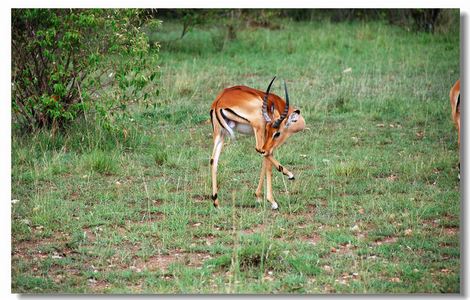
<box><xmin>272</xmin><ymin>80</ymin><xmax>290</xmax><ymax>128</ymax></box>
<box><xmin>262</xmin><ymin>76</ymin><xmax>276</xmax><ymax>123</ymax></box>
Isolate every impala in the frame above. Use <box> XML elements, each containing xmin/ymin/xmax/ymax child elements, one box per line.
<box><xmin>449</xmin><ymin>79</ymin><xmax>461</xmax><ymax>147</ymax></box>
<box><xmin>449</xmin><ymin>79</ymin><xmax>461</xmax><ymax>178</ymax></box>
<box><xmin>209</xmin><ymin>77</ymin><xmax>306</xmax><ymax>209</ymax></box>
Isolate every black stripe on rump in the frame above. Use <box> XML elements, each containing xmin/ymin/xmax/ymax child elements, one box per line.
<box><xmin>215</xmin><ymin>109</ymin><xmax>231</xmax><ymax>133</ymax></box>
<box><xmin>209</xmin><ymin>109</ymin><xmax>214</xmax><ymax>132</ymax></box>
<box><xmin>224</xmin><ymin>108</ymin><xmax>250</xmax><ymax>123</ymax></box>
<box><xmin>456</xmin><ymin>93</ymin><xmax>460</xmax><ymax>113</ymax></box>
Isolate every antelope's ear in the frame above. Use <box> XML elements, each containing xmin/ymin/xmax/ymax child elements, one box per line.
<box><xmin>285</xmin><ymin>110</ymin><xmax>300</xmax><ymax>128</ymax></box>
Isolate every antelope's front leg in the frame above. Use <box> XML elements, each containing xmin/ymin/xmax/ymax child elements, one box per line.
<box><xmin>252</xmin><ymin>125</ymin><xmax>265</xmax><ymax>154</ymax></box>
<box><xmin>266</xmin><ymin>155</ymin><xmax>295</xmax><ymax>180</ymax></box>
<box><xmin>255</xmin><ymin>157</ymin><xmax>266</xmax><ymax>203</ymax></box>
<box><xmin>265</xmin><ymin>158</ymin><xmax>278</xmax><ymax>210</ymax></box>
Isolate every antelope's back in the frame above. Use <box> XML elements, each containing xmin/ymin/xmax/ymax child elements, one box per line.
<box><xmin>211</xmin><ymin>85</ymin><xmax>263</xmax><ymax>106</ymax></box>
<box><xmin>211</xmin><ymin>85</ymin><xmax>288</xmax><ymax>120</ymax></box>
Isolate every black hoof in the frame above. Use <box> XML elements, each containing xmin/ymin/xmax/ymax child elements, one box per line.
<box><xmin>212</xmin><ymin>194</ymin><xmax>219</xmax><ymax>208</ymax></box>
<box><xmin>288</xmin><ymin>176</ymin><xmax>295</xmax><ymax>181</ymax></box>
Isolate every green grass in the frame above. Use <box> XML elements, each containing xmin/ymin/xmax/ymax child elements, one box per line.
<box><xmin>11</xmin><ymin>17</ymin><xmax>460</xmax><ymax>294</ymax></box>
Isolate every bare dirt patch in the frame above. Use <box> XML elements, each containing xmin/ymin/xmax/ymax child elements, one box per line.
<box><xmin>192</xmin><ymin>233</ymin><xmax>217</xmax><ymax>247</ymax></box>
<box><xmin>306</xmin><ymin>203</ymin><xmax>318</xmax><ymax>214</ymax></box>
<box><xmin>191</xmin><ymin>194</ymin><xmax>207</xmax><ymax>203</ymax></box>
<box><xmin>300</xmin><ymin>234</ymin><xmax>321</xmax><ymax>246</ymax></box>
<box><xmin>12</xmin><ymin>235</ymin><xmax>70</xmax><ymax>260</ymax></box>
<box><xmin>137</xmin><ymin>249</ymin><xmax>183</xmax><ymax>272</ymax></box>
<box><xmin>372</xmin><ymin>236</ymin><xmax>398</xmax><ymax>246</ymax></box>
<box><xmin>12</xmin><ymin>234</ymin><xmax>84</xmax><ymax>288</ymax></box>
<box><xmin>444</xmin><ymin>227</ymin><xmax>459</xmax><ymax>236</ymax></box>
<box><xmin>139</xmin><ymin>210</ymin><xmax>165</xmax><ymax>223</ymax></box>
<box><xmin>131</xmin><ymin>249</ymin><xmax>214</xmax><ymax>273</ymax></box>
<box><xmin>291</xmin><ymin>204</ymin><xmax>318</xmax><ymax>225</ymax></box>
<box><xmin>422</xmin><ymin>219</ymin><xmax>459</xmax><ymax>235</ymax></box>
<box><xmin>88</xmin><ymin>279</ymin><xmax>111</xmax><ymax>293</ymax></box>
<box><xmin>337</xmin><ymin>243</ymin><xmax>358</xmax><ymax>254</ymax></box>
<box><xmin>83</xmin><ymin>227</ymin><xmax>97</xmax><ymax>243</ymax></box>
<box><xmin>328</xmin><ymin>242</ymin><xmax>358</xmax><ymax>255</ymax></box>
<box><xmin>203</xmin><ymin>234</ymin><xmax>216</xmax><ymax>245</ymax></box>
<box><xmin>152</xmin><ymin>199</ymin><xmax>165</xmax><ymax>206</ymax></box>
<box><xmin>423</xmin><ymin>219</ymin><xmax>441</xmax><ymax>228</ymax></box>
<box><xmin>189</xmin><ymin>221</ymin><xmax>204</xmax><ymax>228</ymax></box>
<box><xmin>241</xmin><ymin>223</ymin><xmax>267</xmax><ymax>234</ymax></box>
<box><xmin>335</xmin><ymin>271</ymin><xmax>360</xmax><ymax>286</ymax></box>
<box><xmin>69</xmin><ymin>191</ymin><xmax>80</xmax><ymax>201</ymax></box>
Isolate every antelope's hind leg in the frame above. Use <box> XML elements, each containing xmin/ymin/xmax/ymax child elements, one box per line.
<box><xmin>210</xmin><ymin>134</ymin><xmax>224</xmax><ymax>207</ymax></box>
<box><xmin>210</xmin><ymin>112</ymin><xmax>225</xmax><ymax>208</ymax></box>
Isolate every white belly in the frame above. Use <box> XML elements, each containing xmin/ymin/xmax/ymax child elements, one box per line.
<box><xmin>235</xmin><ymin>123</ymin><xmax>253</xmax><ymax>135</ymax></box>
<box><xmin>227</xmin><ymin>120</ymin><xmax>253</xmax><ymax>135</ymax></box>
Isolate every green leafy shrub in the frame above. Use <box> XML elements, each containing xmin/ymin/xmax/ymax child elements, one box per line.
<box><xmin>11</xmin><ymin>9</ymin><xmax>161</xmax><ymax>131</ymax></box>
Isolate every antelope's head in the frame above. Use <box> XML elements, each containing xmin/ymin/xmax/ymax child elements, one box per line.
<box><xmin>261</xmin><ymin>77</ymin><xmax>305</xmax><ymax>155</ymax></box>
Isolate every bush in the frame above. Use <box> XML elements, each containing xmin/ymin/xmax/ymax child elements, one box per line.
<box><xmin>11</xmin><ymin>9</ymin><xmax>161</xmax><ymax>131</ymax></box>
<box><xmin>281</xmin><ymin>9</ymin><xmax>456</xmax><ymax>33</ymax></box>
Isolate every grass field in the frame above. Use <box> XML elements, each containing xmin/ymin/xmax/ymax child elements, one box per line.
<box><xmin>11</xmin><ymin>17</ymin><xmax>461</xmax><ymax>294</ymax></box>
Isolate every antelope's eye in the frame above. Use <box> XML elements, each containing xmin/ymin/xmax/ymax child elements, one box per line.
<box><xmin>273</xmin><ymin>132</ymin><xmax>281</xmax><ymax>139</ymax></box>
